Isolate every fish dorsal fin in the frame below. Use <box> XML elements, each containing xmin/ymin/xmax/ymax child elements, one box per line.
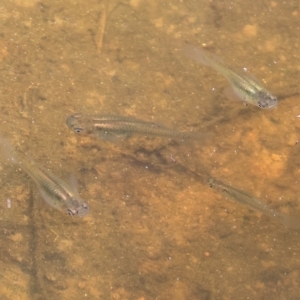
<box><xmin>69</xmin><ymin>174</ymin><xmax>79</xmax><ymax>195</ymax></box>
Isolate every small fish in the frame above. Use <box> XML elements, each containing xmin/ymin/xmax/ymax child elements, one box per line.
<box><xmin>66</xmin><ymin>113</ymin><xmax>205</xmax><ymax>142</ymax></box>
<box><xmin>208</xmin><ymin>178</ymin><xmax>300</xmax><ymax>228</ymax></box>
<box><xmin>183</xmin><ymin>44</ymin><xmax>278</xmax><ymax>109</ymax></box>
<box><xmin>0</xmin><ymin>137</ymin><xmax>89</xmax><ymax>217</ymax></box>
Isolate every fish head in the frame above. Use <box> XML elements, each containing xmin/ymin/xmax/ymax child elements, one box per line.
<box><xmin>257</xmin><ymin>92</ymin><xmax>278</xmax><ymax>109</ymax></box>
<box><xmin>66</xmin><ymin>113</ymin><xmax>86</xmax><ymax>134</ymax></box>
<box><xmin>66</xmin><ymin>113</ymin><xmax>96</xmax><ymax>136</ymax></box>
<box><xmin>67</xmin><ymin>201</ymin><xmax>90</xmax><ymax>217</ymax></box>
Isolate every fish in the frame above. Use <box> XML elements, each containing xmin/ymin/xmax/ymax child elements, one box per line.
<box><xmin>183</xmin><ymin>44</ymin><xmax>278</xmax><ymax>109</ymax></box>
<box><xmin>208</xmin><ymin>178</ymin><xmax>300</xmax><ymax>228</ymax></box>
<box><xmin>0</xmin><ymin>137</ymin><xmax>89</xmax><ymax>217</ymax></box>
<box><xmin>66</xmin><ymin>113</ymin><xmax>206</xmax><ymax>142</ymax></box>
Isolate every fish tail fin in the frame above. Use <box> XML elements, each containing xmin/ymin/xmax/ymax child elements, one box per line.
<box><xmin>183</xmin><ymin>44</ymin><xmax>211</xmax><ymax>66</ymax></box>
<box><xmin>280</xmin><ymin>213</ymin><xmax>300</xmax><ymax>229</ymax></box>
<box><xmin>183</xmin><ymin>44</ymin><xmax>230</xmax><ymax>78</ymax></box>
<box><xmin>0</xmin><ymin>135</ymin><xmax>20</xmax><ymax>164</ymax></box>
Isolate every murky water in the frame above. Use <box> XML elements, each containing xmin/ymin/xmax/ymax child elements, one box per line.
<box><xmin>0</xmin><ymin>0</ymin><xmax>300</xmax><ymax>299</ymax></box>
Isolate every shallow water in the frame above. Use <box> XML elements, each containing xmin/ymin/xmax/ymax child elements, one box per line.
<box><xmin>0</xmin><ymin>0</ymin><xmax>300</xmax><ymax>299</ymax></box>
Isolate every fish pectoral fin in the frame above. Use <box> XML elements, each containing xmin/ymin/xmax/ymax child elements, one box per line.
<box><xmin>97</xmin><ymin>130</ymin><xmax>129</xmax><ymax>143</ymax></box>
<box><xmin>31</xmin><ymin>189</ymin><xmax>47</xmax><ymax>210</ymax></box>
<box><xmin>114</xmin><ymin>132</ymin><xmax>130</xmax><ymax>140</ymax></box>
<box><xmin>223</xmin><ymin>85</ymin><xmax>245</xmax><ymax>103</ymax></box>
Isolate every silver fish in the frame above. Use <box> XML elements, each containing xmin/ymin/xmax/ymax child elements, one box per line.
<box><xmin>66</xmin><ymin>113</ymin><xmax>205</xmax><ymax>142</ymax></box>
<box><xmin>0</xmin><ymin>138</ymin><xmax>89</xmax><ymax>217</ymax></box>
<box><xmin>208</xmin><ymin>178</ymin><xmax>300</xmax><ymax>228</ymax></box>
<box><xmin>183</xmin><ymin>44</ymin><xmax>278</xmax><ymax>109</ymax></box>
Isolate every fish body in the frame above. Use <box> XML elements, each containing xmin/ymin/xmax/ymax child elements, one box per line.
<box><xmin>0</xmin><ymin>138</ymin><xmax>89</xmax><ymax>217</ymax></box>
<box><xmin>183</xmin><ymin>44</ymin><xmax>278</xmax><ymax>109</ymax></box>
<box><xmin>208</xmin><ymin>178</ymin><xmax>299</xmax><ymax>228</ymax></box>
<box><xmin>66</xmin><ymin>113</ymin><xmax>202</xmax><ymax>142</ymax></box>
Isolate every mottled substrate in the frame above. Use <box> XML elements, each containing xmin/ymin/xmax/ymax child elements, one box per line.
<box><xmin>63</xmin><ymin>94</ymin><xmax>300</xmax><ymax>300</ymax></box>
<box><xmin>0</xmin><ymin>0</ymin><xmax>300</xmax><ymax>299</ymax></box>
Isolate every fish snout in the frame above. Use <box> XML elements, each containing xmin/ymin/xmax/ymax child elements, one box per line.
<box><xmin>257</xmin><ymin>93</ymin><xmax>278</xmax><ymax>109</ymax></box>
<box><xmin>66</xmin><ymin>113</ymin><xmax>82</xmax><ymax>125</ymax></box>
<box><xmin>67</xmin><ymin>202</ymin><xmax>89</xmax><ymax>217</ymax></box>
<box><xmin>66</xmin><ymin>113</ymin><xmax>84</xmax><ymax>133</ymax></box>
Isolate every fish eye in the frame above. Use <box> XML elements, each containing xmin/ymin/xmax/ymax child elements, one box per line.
<box><xmin>74</xmin><ymin>127</ymin><xmax>83</xmax><ymax>133</ymax></box>
<box><xmin>67</xmin><ymin>208</ymin><xmax>77</xmax><ymax>215</ymax></box>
